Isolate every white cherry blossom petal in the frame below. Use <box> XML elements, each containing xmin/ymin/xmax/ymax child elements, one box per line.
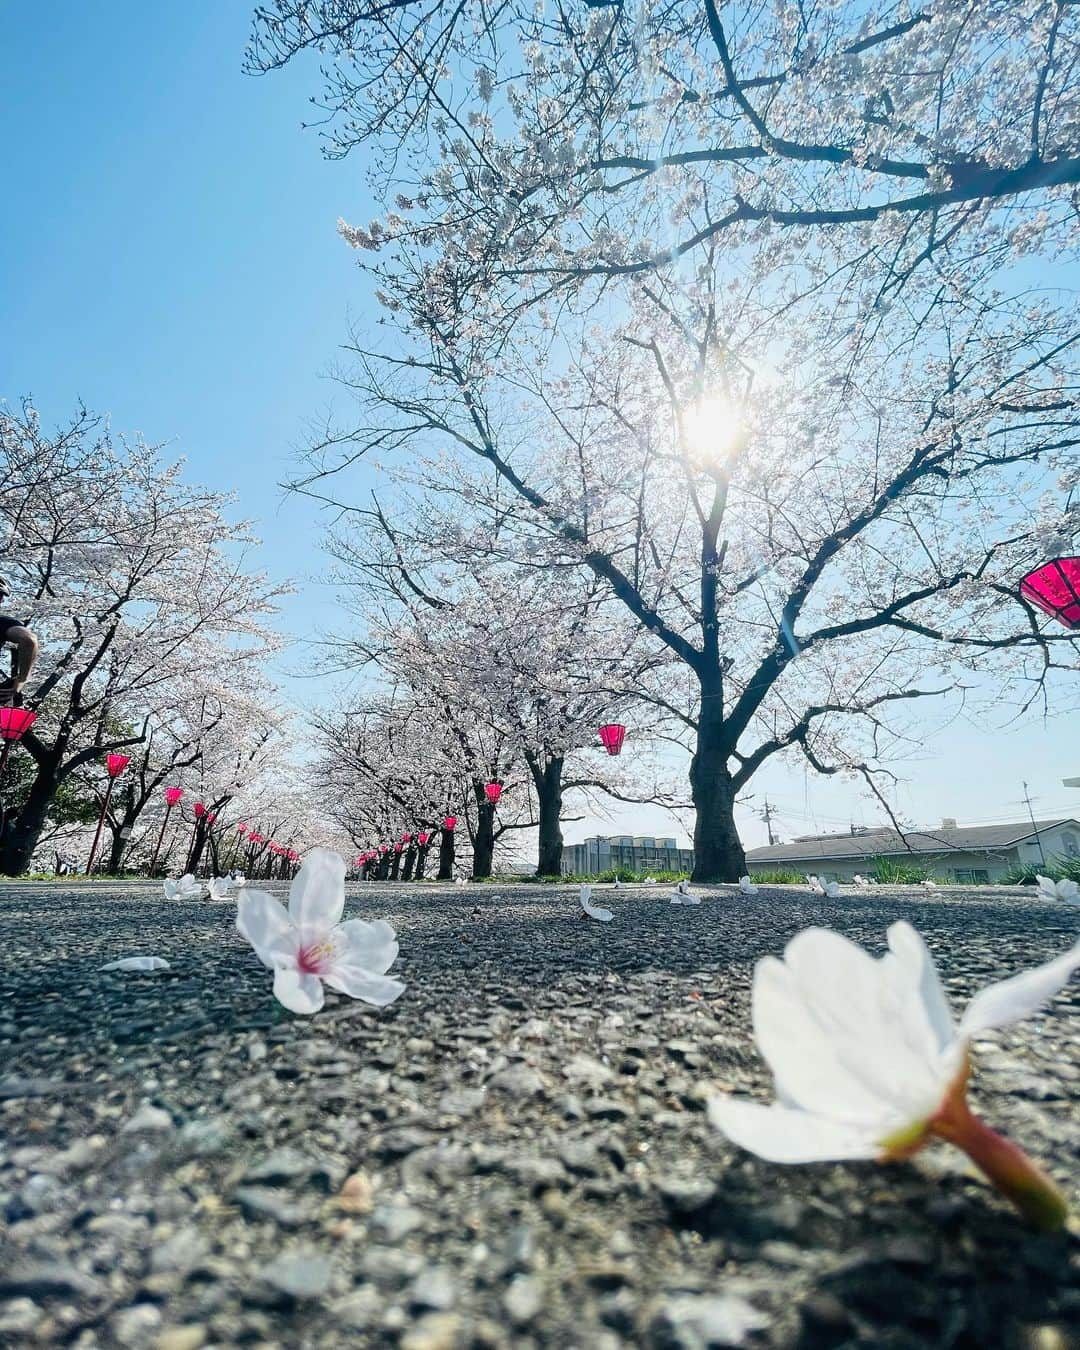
<box><xmin>959</xmin><ymin>941</ymin><xmax>1080</xmax><ymax>1037</ymax></box>
<box><xmin>324</xmin><ymin>965</ymin><xmax>407</xmax><ymax>1007</ymax></box>
<box><xmin>580</xmin><ymin>884</ymin><xmax>613</xmax><ymax>921</ymax></box>
<box><xmin>707</xmin><ymin>1096</ymin><xmax>880</xmax><ymax>1163</ymax></box>
<box><xmin>101</xmin><ymin>956</ymin><xmax>171</xmax><ymax>972</ymax></box>
<box><xmin>273</xmin><ymin>965</ymin><xmax>325</xmax><ymax>1014</ymax></box>
<box><xmin>237</xmin><ymin>889</ymin><xmax>293</xmax><ymax>969</ymax></box>
<box><xmin>882</xmin><ymin>921</ymin><xmax>956</xmax><ymax>1056</ymax></box>
<box><xmin>752</xmin><ymin>951</ymin><xmax>892</xmax><ymax>1125</ymax></box>
<box><xmin>336</xmin><ymin>919</ymin><xmax>399</xmax><ymax>974</ymax></box>
<box><xmin>287</xmin><ymin>847</ymin><xmax>346</xmax><ymax>930</ymax></box>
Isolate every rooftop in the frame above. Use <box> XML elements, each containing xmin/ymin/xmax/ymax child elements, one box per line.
<box><xmin>745</xmin><ymin>818</ymin><xmax>1079</xmax><ymax>863</ymax></box>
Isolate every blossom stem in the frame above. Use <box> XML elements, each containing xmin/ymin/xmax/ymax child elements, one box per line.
<box><xmin>932</xmin><ymin>1094</ymin><xmax>1067</xmax><ymax>1230</ymax></box>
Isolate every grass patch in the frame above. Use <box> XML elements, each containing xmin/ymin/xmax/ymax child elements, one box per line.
<box><xmin>1003</xmin><ymin>855</ymin><xmax>1080</xmax><ymax>885</ymax></box>
<box><xmin>869</xmin><ymin>857</ymin><xmax>935</xmax><ymax>884</ymax></box>
<box><xmin>747</xmin><ymin>868</ymin><xmax>805</xmax><ymax>885</ymax></box>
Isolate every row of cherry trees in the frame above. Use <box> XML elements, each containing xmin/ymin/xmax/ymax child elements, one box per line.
<box><xmin>251</xmin><ymin>0</ymin><xmax>1080</xmax><ymax>880</ymax></box>
<box><xmin>311</xmin><ymin>489</ymin><xmax>680</xmax><ymax>877</ymax></box>
<box><xmin>0</xmin><ymin>402</ymin><xmax>331</xmax><ymax>876</ymax></box>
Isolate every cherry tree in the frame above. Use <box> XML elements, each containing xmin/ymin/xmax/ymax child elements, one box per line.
<box><xmin>322</xmin><ymin>486</ymin><xmax>679</xmax><ymax>874</ymax></box>
<box><xmin>250</xmin><ymin>0</ymin><xmax>1079</xmax><ymax>879</ymax></box>
<box><xmin>249</xmin><ymin>0</ymin><xmax>1080</xmax><ymax>329</ymax></box>
<box><xmin>0</xmin><ymin>403</ymin><xmax>287</xmax><ymax>874</ymax></box>
<box><xmin>313</xmin><ymin>697</ymin><xmax>470</xmax><ymax>878</ymax></box>
<box><xmin>290</xmin><ymin>258</ymin><xmax>1080</xmax><ymax>880</ymax></box>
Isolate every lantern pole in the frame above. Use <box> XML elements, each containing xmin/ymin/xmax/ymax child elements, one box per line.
<box><xmin>148</xmin><ymin>800</ymin><xmax>176</xmax><ymax>878</ymax></box>
<box><xmin>86</xmin><ymin>779</ymin><xmax>116</xmax><ymax>876</ymax></box>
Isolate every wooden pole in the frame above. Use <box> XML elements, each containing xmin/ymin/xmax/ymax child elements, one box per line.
<box><xmin>148</xmin><ymin>802</ymin><xmax>174</xmax><ymax>878</ymax></box>
<box><xmin>86</xmin><ymin>778</ymin><xmax>116</xmax><ymax>875</ymax></box>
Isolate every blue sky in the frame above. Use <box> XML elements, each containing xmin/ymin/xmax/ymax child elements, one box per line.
<box><xmin>1</xmin><ymin>2</ymin><xmax>371</xmax><ymax>686</ymax></box>
<box><xmin>3</xmin><ymin>5</ymin><xmax>1077</xmax><ymax>850</ymax></box>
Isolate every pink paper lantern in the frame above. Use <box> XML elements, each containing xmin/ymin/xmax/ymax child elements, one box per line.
<box><xmin>443</xmin><ymin>816</ymin><xmax>457</xmax><ymax>831</ymax></box>
<box><xmin>1020</xmin><ymin>556</ymin><xmax>1080</xmax><ymax>629</ymax></box>
<box><xmin>598</xmin><ymin>723</ymin><xmax>627</xmax><ymax>756</ymax></box>
<box><xmin>394</xmin><ymin>841</ymin><xmax>403</xmax><ymax>853</ymax></box>
<box><xmin>193</xmin><ymin>802</ymin><xmax>207</xmax><ymax>819</ymax></box>
<box><xmin>418</xmin><ymin>831</ymin><xmax>430</xmax><ymax>846</ymax></box>
<box><xmin>106</xmin><ymin>753</ymin><xmax>131</xmax><ymax>778</ymax></box>
<box><xmin>236</xmin><ymin>821</ymin><xmax>249</xmax><ymax>836</ymax></box>
<box><xmin>0</xmin><ymin>707</ymin><xmax>37</xmax><ymax>741</ymax></box>
<box><xmin>484</xmin><ymin>781</ymin><xmax>503</xmax><ymax>805</ymax></box>
<box><xmin>164</xmin><ymin>786</ymin><xmax>184</xmax><ymax>807</ymax></box>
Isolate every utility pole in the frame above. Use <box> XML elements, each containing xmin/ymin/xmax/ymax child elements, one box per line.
<box><xmin>1022</xmin><ymin>781</ymin><xmax>1047</xmax><ymax>865</ymax></box>
<box><xmin>761</xmin><ymin>798</ymin><xmax>777</xmax><ymax>846</ymax></box>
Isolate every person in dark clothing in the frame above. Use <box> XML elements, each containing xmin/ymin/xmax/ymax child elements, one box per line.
<box><xmin>0</xmin><ymin>577</ymin><xmax>38</xmax><ymax>706</ymax></box>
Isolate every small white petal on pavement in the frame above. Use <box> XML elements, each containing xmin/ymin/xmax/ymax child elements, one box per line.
<box><xmin>100</xmin><ymin>956</ymin><xmax>171</xmax><ymax>973</ymax></box>
<box><xmin>580</xmin><ymin>885</ymin><xmax>613</xmax><ymax>922</ymax></box>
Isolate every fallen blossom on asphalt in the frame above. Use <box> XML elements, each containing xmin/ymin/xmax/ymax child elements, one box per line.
<box><xmin>1037</xmin><ymin>875</ymin><xmax>1079</xmax><ymax>904</ymax></box>
<box><xmin>708</xmin><ymin>921</ymin><xmax>1080</xmax><ymax>1227</ymax></box>
<box><xmin>163</xmin><ymin>875</ymin><xmax>201</xmax><ymax>901</ymax></box>
<box><xmin>237</xmin><ymin>848</ymin><xmax>406</xmax><ymax>1015</ymax></box>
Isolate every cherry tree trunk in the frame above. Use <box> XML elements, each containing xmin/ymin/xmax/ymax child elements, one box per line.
<box><xmin>535</xmin><ymin>756</ymin><xmax>564</xmax><ymax>877</ymax></box>
<box><xmin>106</xmin><ymin>824</ymin><xmax>128</xmax><ymax>874</ymax></box>
<box><xmin>0</xmin><ymin>752</ymin><xmax>62</xmax><ymax>875</ymax></box>
<box><xmin>415</xmin><ymin>844</ymin><xmax>429</xmax><ymax>879</ymax></box>
<box><xmin>402</xmin><ymin>846</ymin><xmax>417</xmax><ymax>881</ymax></box>
<box><xmin>472</xmin><ymin>801</ymin><xmax>495</xmax><ymax>880</ymax></box>
<box><xmin>389</xmin><ymin>851</ymin><xmax>402</xmax><ymax>881</ymax></box>
<box><xmin>188</xmin><ymin>823</ymin><xmax>209</xmax><ymax>875</ymax></box>
<box><xmin>689</xmin><ymin>687</ymin><xmax>746</xmax><ymax>883</ymax></box>
<box><xmin>437</xmin><ymin>829</ymin><xmax>455</xmax><ymax>880</ymax></box>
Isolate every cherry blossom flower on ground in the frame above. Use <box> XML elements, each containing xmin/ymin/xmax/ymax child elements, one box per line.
<box><xmin>163</xmin><ymin>875</ymin><xmax>201</xmax><ymax>901</ymax></box>
<box><xmin>236</xmin><ymin>847</ymin><xmax>405</xmax><ymax>1015</ymax></box>
<box><xmin>738</xmin><ymin>875</ymin><xmax>757</xmax><ymax>896</ymax></box>
<box><xmin>1037</xmin><ymin>875</ymin><xmax>1079</xmax><ymax>904</ymax></box>
<box><xmin>708</xmin><ymin>921</ymin><xmax>1080</xmax><ymax>1228</ymax></box>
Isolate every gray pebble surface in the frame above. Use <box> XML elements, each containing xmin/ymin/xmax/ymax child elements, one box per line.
<box><xmin>0</xmin><ymin>880</ymin><xmax>1077</xmax><ymax>1348</ymax></box>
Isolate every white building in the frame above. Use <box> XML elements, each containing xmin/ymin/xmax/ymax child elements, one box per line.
<box><xmin>745</xmin><ymin>818</ymin><xmax>1080</xmax><ymax>884</ymax></box>
<box><xmin>562</xmin><ymin>835</ymin><xmax>693</xmax><ymax>876</ymax></box>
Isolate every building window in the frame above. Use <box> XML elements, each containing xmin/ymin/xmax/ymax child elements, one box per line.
<box><xmin>953</xmin><ymin>869</ymin><xmax>989</xmax><ymax>884</ymax></box>
<box><xmin>1062</xmin><ymin>831</ymin><xmax>1078</xmax><ymax>857</ymax></box>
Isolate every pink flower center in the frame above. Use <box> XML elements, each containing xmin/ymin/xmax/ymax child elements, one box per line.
<box><xmin>297</xmin><ymin>940</ymin><xmax>334</xmax><ymax>976</ymax></box>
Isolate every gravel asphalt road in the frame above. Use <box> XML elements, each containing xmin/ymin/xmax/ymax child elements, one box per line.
<box><xmin>0</xmin><ymin>880</ymin><xmax>1078</xmax><ymax>1350</ymax></box>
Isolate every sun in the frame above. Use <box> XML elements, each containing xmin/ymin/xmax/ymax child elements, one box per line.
<box><xmin>681</xmin><ymin>393</ymin><xmax>746</xmax><ymax>463</ymax></box>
